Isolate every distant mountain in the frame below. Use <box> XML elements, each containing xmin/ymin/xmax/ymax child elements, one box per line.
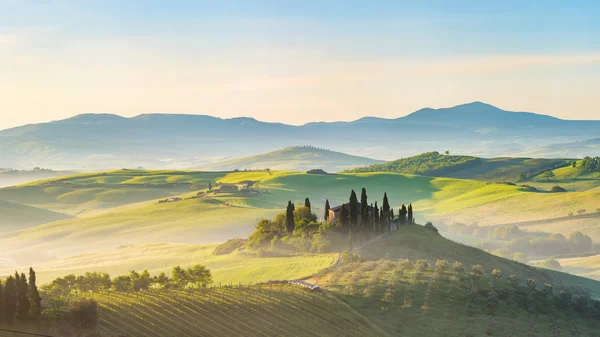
<box><xmin>2</xmin><ymin>102</ymin><xmax>599</xmax><ymax>169</ymax></box>
<box><xmin>196</xmin><ymin>146</ymin><xmax>384</xmax><ymax>172</ymax></box>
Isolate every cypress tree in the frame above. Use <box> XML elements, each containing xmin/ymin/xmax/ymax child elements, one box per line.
<box><xmin>28</xmin><ymin>268</ymin><xmax>41</xmax><ymax>320</ymax></box>
<box><xmin>16</xmin><ymin>273</ymin><xmax>29</xmax><ymax>321</ymax></box>
<box><xmin>4</xmin><ymin>276</ymin><xmax>16</xmax><ymax>325</ymax></box>
<box><xmin>304</xmin><ymin>197</ymin><xmax>311</xmax><ymax>211</ymax></box>
<box><xmin>360</xmin><ymin>188</ymin><xmax>368</xmax><ymax>225</ymax></box>
<box><xmin>324</xmin><ymin>199</ymin><xmax>330</xmax><ymax>222</ymax></box>
<box><xmin>400</xmin><ymin>204</ymin><xmax>408</xmax><ymax>226</ymax></box>
<box><xmin>339</xmin><ymin>204</ymin><xmax>349</xmax><ymax>230</ymax></box>
<box><xmin>374</xmin><ymin>201</ymin><xmax>380</xmax><ymax>232</ymax></box>
<box><xmin>349</xmin><ymin>190</ymin><xmax>359</xmax><ymax>227</ymax></box>
<box><xmin>408</xmin><ymin>204</ymin><xmax>413</xmax><ymax>224</ymax></box>
<box><xmin>382</xmin><ymin>193</ymin><xmax>390</xmax><ymax>232</ymax></box>
<box><xmin>285</xmin><ymin>201</ymin><xmax>295</xmax><ymax>234</ymax></box>
<box><xmin>371</xmin><ymin>203</ymin><xmax>376</xmax><ymax>232</ymax></box>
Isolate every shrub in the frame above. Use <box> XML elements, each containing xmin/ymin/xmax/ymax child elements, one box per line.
<box><xmin>415</xmin><ymin>259</ymin><xmax>429</xmax><ymax>272</ymax></box>
<box><xmin>68</xmin><ymin>299</ymin><xmax>98</xmax><ymax>329</ymax></box>
<box><xmin>340</xmin><ymin>251</ymin><xmax>363</xmax><ymax>264</ymax></box>
<box><xmin>213</xmin><ymin>238</ymin><xmax>247</xmax><ymax>255</ymax></box>
<box><xmin>472</xmin><ymin>264</ymin><xmax>485</xmax><ymax>276</ymax></box>
<box><xmin>551</xmin><ymin>185</ymin><xmax>567</xmax><ymax>192</ymax></box>
<box><xmin>306</xmin><ymin>169</ymin><xmax>328</xmax><ymax>175</ymax></box>
<box><xmin>424</xmin><ymin>222</ymin><xmax>439</xmax><ymax>233</ymax></box>
<box><xmin>576</xmin><ymin>209</ymin><xmax>587</xmax><ymax>215</ymax></box>
<box><xmin>534</xmin><ymin>258</ymin><xmax>562</xmax><ymax>271</ymax></box>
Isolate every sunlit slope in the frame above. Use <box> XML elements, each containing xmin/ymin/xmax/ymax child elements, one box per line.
<box><xmin>446</xmin><ymin>157</ymin><xmax>569</xmax><ymax>182</ymax></box>
<box><xmin>1</xmin><ymin>197</ymin><xmax>276</xmax><ymax>257</ymax></box>
<box><xmin>358</xmin><ymin>225</ymin><xmax>600</xmax><ymax>295</ymax></box>
<box><xmin>0</xmin><ymin>170</ymin><xmax>227</xmax><ymax>216</ymax></box>
<box><xmin>528</xmin><ymin>163</ymin><xmax>600</xmax><ymax>191</ymax></box>
<box><xmin>197</xmin><ymin>146</ymin><xmax>384</xmax><ymax>172</ymax></box>
<box><xmin>0</xmin><ymin>199</ymin><xmax>71</xmax><ymax>231</ymax></box>
<box><xmin>6</xmin><ymin>243</ymin><xmax>337</xmax><ymax>285</ymax></box>
<box><xmin>559</xmin><ymin>254</ymin><xmax>600</xmax><ymax>281</ymax></box>
<box><xmin>86</xmin><ymin>286</ymin><xmax>386</xmax><ymax>337</ymax></box>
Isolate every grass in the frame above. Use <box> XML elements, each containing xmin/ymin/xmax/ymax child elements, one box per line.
<box><xmin>6</xmin><ymin>242</ymin><xmax>337</xmax><ymax>285</ymax></box>
<box><xmin>0</xmin><ymin>199</ymin><xmax>71</xmax><ymax>232</ymax></box>
<box><xmin>82</xmin><ymin>285</ymin><xmax>386</xmax><ymax>337</ymax></box>
<box><xmin>198</xmin><ymin>146</ymin><xmax>384</xmax><ymax>173</ymax></box>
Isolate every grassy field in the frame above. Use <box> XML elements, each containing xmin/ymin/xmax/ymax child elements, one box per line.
<box><xmin>84</xmin><ymin>285</ymin><xmax>386</xmax><ymax>337</ymax></box>
<box><xmin>4</xmin><ymin>242</ymin><xmax>337</xmax><ymax>285</ymax></box>
<box><xmin>197</xmin><ymin>146</ymin><xmax>384</xmax><ymax>173</ymax></box>
<box><xmin>0</xmin><ymin>199</ymin><xmax>71</xmax><ymax>232</ymax></box>
<box><xmin>62</xmin><ymin>228</ymin><xmax>600</xmax><ymax>337</ymax></box>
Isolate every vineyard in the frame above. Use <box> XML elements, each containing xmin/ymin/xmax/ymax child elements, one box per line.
<box><xmin>84</xmin><ymin>285</ymin><xmax>386</xmax><ymax>337</ymax></box>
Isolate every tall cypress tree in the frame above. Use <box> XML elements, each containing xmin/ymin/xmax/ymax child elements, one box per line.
<box><xmin>408</xmin><ymin>204</ymin><xmax>413</xmax><ymax>224</ymax></box>
<box><xmin>4</xmin><ymin>276</ymin><xmax>16</xmax><ymax>325</ymax></box>
<box><xmin>382</xmin><ymin>193</ymin><xmax>390</xmax><ymax>232</ymax></box>
<box><xmin>339</xmin><ymin>204</ymin><xmax>349</xmax><ymax>230</ymax></box>
<box><xmin>360</xmin><ymin>188</ymin><xmax>368</xmax><ymax>225</ymax></box>
<box><xmin>28</xmin><ymin>268</ymin><xmax>41</xmax><ymax>319</ymax></box>
<box><xmin>349</xmin><ymin>190</ymin><xmax>359</xmax><ymax>227</ymax></box>
<box><xmin>324</xmin><ymin>199</ymin><xmax>330</xmax><ymax>222</ymax></box>
<box><xmin>16</xmin><ymin>273</ymin><xmax>29</xmax><ymax>321</ymax></box>
<box><xmin>400</xmin><ymin>204</ymin><xmax>408</xmax><ymax>226</ymax></box>
<box><xmin>374</xmin><ymin>201</ymin><xmax>380</xmax><ymax>232</ymax></box>
<box><xmin>285</xmin><ymin>201</ymin><xmax>295</xmax><ymax>233</ymax></box>
<box><xmin>304</xmin><ymin>197</ymin><xmax>311</xmax><ymax>211</ymax></box>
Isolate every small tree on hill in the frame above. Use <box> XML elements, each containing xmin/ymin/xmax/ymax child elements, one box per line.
<box><xmin>407</xmin><ymin>204</ymin><xmax>414</xmax><ymax>224</ymax></box>
<box><xmin>304</xmin><ymin>198</ymin><xmax>311</xmax><ymax>211</ymax></box>
<box><xmin>4</xmin><ymin>276</ymin><xmax>17</xmax><ymax>324</ymax></box>
<box><xmin>28</xmin><ymin>267</ymin><xmax>41</xmax><ymax>319</ymax></box>
<box><xmin>339</xmin><ymin>204</ymin><xmax>349</xmax><ymax>230</ymax></box>
<box><xmin>349</xmin><ymin>190</ymin><xmax>359</xmax><ymax>227</ymax></box>
<box><xmin>285</xmin><ymin>201</ymin><xmax>295</xmax><ymax>234</ymax></box>
<box><xmin>16</xmin><ymin>272</ymin><xmax>29</xmax><ymax>321</ymax></box>
<box><xmin>543</xmin><ymin>170</ymin><xmax>556</xmax><ymax>180</ymax></box>
<box><xmin>360</xmin><ymin>188</ymin><xmax>368</xmax><ymax>225</ymax></box>
<box><xmin>373</xmin><ymin>201</ymin><xmax>380</xmax><ymax>232</ymax></box>
<box><xmin>324</xmin><ymin>199</ymin><xmax>330</xmax><ymax>222</ymax></box>
<box><xmin>382</xmin><ymin>193</ymin><xmax>390</xmax><ymax>231</ymax></box>
<box><xmin>399</xmin><ymin>204</ymin><xmax>407</xmax><ymax>226</ymax></box>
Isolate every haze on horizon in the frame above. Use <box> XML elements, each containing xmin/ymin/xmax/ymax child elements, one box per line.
<box><xmin>2</xmin><ymin>0</ymin><xmax>600</xmax><ymax>130</ymax></box>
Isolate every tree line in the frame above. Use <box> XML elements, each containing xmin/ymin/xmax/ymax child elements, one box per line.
<box><xmin>0</xmin><ymin>268</ymin><xmax>42</xmax><ymax>325</ymax></box>
<box><xmin>42</xmin><ymin>265</ymin><xmax>213</xmax><ymax>297</ymax></box>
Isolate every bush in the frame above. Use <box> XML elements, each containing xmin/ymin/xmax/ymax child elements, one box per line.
<box><xmin>424</xmin><ymin>222</ymin><xmax>439</xmax><ymax>233</ymax></box>
<box><xmin>340</xmin><ymin>251</ymin><xmax>363</xmax><ymax>264</ymax></box>
<box><xmin>415</xmin><ymin>259</ymin><xmax>429</xmax><ymax>272</ymax></box>
<box><xmin>534</xmin><ymin>258</ymin><xmax>562</xmax><ymax>271</ymax></box>
<box><xmin>551</xmin><ymin>185</ymin><xmax>567</xmax><ymax>192</ymax></box>
<box><xmin>213</xmin><ymin>239</ymin><xmax>247</xmax><ymax>255</ymax></box>
<box><xmin>68</xmin><ymin>299</ymin><xmax>98</xmax><ymax>329</ymax></box>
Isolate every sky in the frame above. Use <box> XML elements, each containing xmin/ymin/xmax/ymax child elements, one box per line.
<box><xmin>1</xmin><ymin>0</ymin><xmax>600</xmax><ymax>129</ymax></box>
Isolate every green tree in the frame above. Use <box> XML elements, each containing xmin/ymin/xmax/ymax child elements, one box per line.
<box><xmin>208</xmin><ymin>181</ymin><xmax>212</xmax><ymax>191</ymax></box>
<box><xmin>349</xmin><ymin>190</ymin><xmax>359</xmax><ymax>227</ymax></box>
<box><xmin>324</xmin><ymin>199</ymin><xmax>330</xmax><ymax>222</ymax></box>
<box><xmin>28</xmin><ymin>268</ymin><xmax>41</xmax><ymax>319</ymax></box>
<box><xmin>339</xmin><ymin>203</ymin><xmax>349</xmax><ymax>230</ymax></box>
<box><xmin>172</xmin><ymin>266</ymin><xmax>189</xmax><ymax>287</ymax></box>
<box><xmin>407</xmin><ymin>204</ymin><xmax>413</xmax><ymax>224</ymax></box>
<box><xmin>373</xmin><ymin>201</ymin><xmax>380</xmax><ymax>232</ymax></box>
<box><xmin>4</xmin><ymin>276</ymin><xmax>17</xmax><ymax>324</ymax></box>
<box><xmin>360</xmin><ymin>188</ymin><xmax>368</xmax><ymax>225</ymax></box>
<box><xmin>382</xmin><ymin>193</ymin><xmax>390</xmax><ymax>232</ymax></box>
<box><xmin>543</xmin><ymin>170</ymin><xmax>556</xmax><ymax>180</ymax></box>
<box><xmin>399</xmin><ymin>204</ymin><xmax>407</xmax><ymax>226</ymax></box>
<box><xmin>304</xmin><ymin>197</ymin><xmax>311</xmax><ymax>211</ymax></box>
<box><xmin>285</xmin><ymin>201</ymin><xmax>295</xmax><ymax>234</ymax></box>
<box><xmin>16</xmin><ymin>273</ymin><xmax>29</xmax><ymax>321</ymax></box>
<box><xmin>189</xmin><ymin>265</ymin><xmax>213</xmax><ymax>287</ymax></box>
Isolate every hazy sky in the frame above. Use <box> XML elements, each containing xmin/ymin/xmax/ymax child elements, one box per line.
<box><xmin>2</xmin><ymin>1</ymin><xmax>600</xmax><ymax>129</ymax></box>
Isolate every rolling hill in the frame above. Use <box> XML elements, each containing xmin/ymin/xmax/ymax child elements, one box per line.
<box><xmin>196</xmin><ymin>146</ymin><xmax>384</xmax><ymax>172</ymax></box>
<box><xmin>54</xmin><ymin>227</ymin><xmax>600</xmax><ymax>337</ymax></box>
<box><xmin>347</xmin><ymin>151</ymin><xmax>571</xmax><ymax>181</ymax></box>
<box><xmin>0</xmin><ymin>199</ymin><xmax>71</xmax><ymax>232</ymax></box>
<box><xmin>2</xmin><ymin>102</ymin><xmax>600</xmax><ymax>169</ymax></box>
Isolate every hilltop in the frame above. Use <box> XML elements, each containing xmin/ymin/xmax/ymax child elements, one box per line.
<box><xmin>347</xmin><ymin>151</ymin><xmax>570</xmax><ymax>181</ymax></box>
<box><xmin>197</xmin><ymin>146</ymin><xmax>384</xmax><ymax>172</ymax></box>
<box><xmin>2</xmin><ymin>102</ymin><xmax>600</xmax><ymax>169</ymax></box>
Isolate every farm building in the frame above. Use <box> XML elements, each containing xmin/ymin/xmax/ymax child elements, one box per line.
<box><xmin>327</xmin><ymin>203</ymin><xmax>374</xmax><ymax>225</ymax></box>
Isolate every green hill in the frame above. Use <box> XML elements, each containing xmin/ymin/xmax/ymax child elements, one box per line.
<box><xmin>197</xmin><ymin>146</ymin><xmax>384</xmax><ymax>173</ymax></box>
<box><xmin>50</xmin><ymin>226</ymin><xmax>600</xmax><ymax>337</ymax></box>
<box><xmin>347</xmin><ymin>151</ymin><xmax>570</xmax><ymax>182</ymax></box>
<box><xmin>0</xmin><ymin>199</ymin><xmax>71</xmax><ymax>232</ymax></box>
